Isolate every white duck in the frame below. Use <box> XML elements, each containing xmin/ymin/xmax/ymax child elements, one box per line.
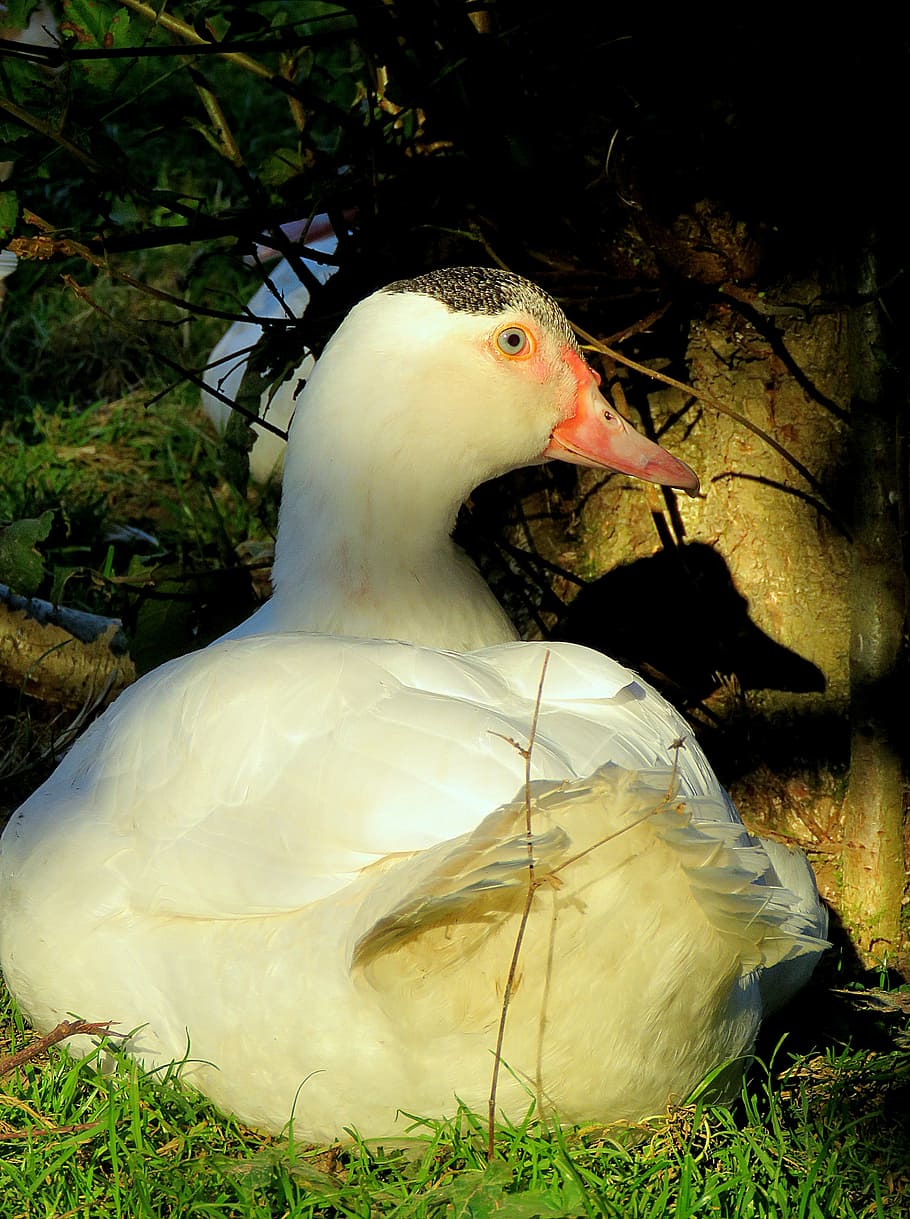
<box><xmin>0</xmin><ymin>268</ymin><xmax>827</xmax><ymax>1143</ymax></box>
<box><xmin>200</xmin><ymin>215</ymin><xmax>339</xmax><ymax>483</ymax></box>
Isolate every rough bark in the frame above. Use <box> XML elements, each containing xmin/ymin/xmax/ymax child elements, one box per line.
<box><xmin>840</xmin><ymin>254</ymin><xmax>908</xmax><ymax>965</ymax></box>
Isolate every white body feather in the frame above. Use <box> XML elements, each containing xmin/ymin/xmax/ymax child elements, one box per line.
<box><xmin>0</xmin><ymin>638</ymin><xmax>824</xmax><ymax>1140</ymax></box>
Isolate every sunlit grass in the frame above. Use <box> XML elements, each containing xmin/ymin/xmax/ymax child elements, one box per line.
<box><xmin>0</xmin><ymin>386</ymin><xmax>277</xmax><ymax>632</ymax></box>
<box><xmin>0</xmin><ymin>979</ymin><xmax>907</xmax><ymax>1218</ymax></box>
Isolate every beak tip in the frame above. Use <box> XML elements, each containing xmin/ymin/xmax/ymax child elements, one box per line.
<box><xmin>672</xmin><ymin>460</ymin><xmax>701</xmax><ymax>497</ymax></box>
<box><xmin>683</xmin><ymin>474</ymin><xmax>701</xmax><ymax>497</ymax></box>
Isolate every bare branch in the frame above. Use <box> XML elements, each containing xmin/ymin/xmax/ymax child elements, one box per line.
<box><xmin>117</xmin><ymin>0</ymin><xmax>275</xmax><ymax>81</ymax></box>
<box><xmin>0</xmin><ymin>1020</ymin><xmax>116</xmax><ymax>1079</ymax></box>
<box><xmin>487</xmin><ymin>650</ymin><xmax>549</xmax><ymax>1160</ymax></box>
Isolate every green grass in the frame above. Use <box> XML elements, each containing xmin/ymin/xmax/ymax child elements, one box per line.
<box><xmin>0</xmin><ymin>238</ymin><xmax>281</xmax><ymax>621</ymax></box>
<box><xmin>0</xmin><ymin>390</ymin><xmax>275</xmax><ymax>611</ymax></box>
<box><xmin>1</xmin><ymin>980</ymin><xmax>907</xmax><ymax>1218</ymax></box>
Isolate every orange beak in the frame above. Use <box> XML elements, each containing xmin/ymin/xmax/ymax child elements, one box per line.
<box><xmin>545</xmin><ymin>357</ymin><xmax>700</xmax><ymax>495</ymax></box>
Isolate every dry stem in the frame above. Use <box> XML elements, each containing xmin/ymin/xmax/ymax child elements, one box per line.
<box><xmin>0</xmin><ymin>1019</ymin><xmax>115</xmax><ymax>1079</ymax></box>
<box><xmin>485</xmin><ymin>708</ymin><xmax>687</xmax><ymax>1158</ymax></box>
<box><xmin>487</xmin><ymin>650</ymin><xmax>549</xmax><ymax>1160</ymax></box>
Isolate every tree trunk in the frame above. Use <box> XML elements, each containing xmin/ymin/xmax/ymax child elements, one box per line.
<box><xmin>840</xmin><ymin>252</ymin><xmax>908</xmax><ymax>966</ymax></box>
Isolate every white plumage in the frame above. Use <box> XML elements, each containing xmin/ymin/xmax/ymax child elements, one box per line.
<box><xmin>200</xmin><ymin>216</ymin><xmax>339</xmax><ymax>482</ymax></box>
<box><xmin>0</xmin><ymin>267</ymin><xmax>827</xmax><ymax>1142</ymax></box>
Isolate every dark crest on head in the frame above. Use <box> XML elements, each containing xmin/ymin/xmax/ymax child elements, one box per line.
<box><xmin>383</xmin><ymin>267</ymin><xmax>578</xmax><ymax>350</ymax></box>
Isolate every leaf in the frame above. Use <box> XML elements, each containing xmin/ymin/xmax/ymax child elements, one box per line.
<box><xmin>0</xmin><ymin>511</ymin><xmax>54</xmax><ymax>597</ymax></box>
<box><xmin>131</xmin><ymin>574</ymin><xmax>195</xmax><ymax>675</ymax></box>
<box><xmin>0</xmin><ymin>191</ymin><xmax>18</xmax><ymax>243</ymax></box>
<box><xmin>443</xmin><ymin>1164</ymin><xmax>513</xmax><ymax>1218</ymax></box>
<box><xmin>59</xmin><ymin>0</ymin><xmax>132</xmax><ymax>87</ymax></box>
<box><xmin>0</xmin><ymin>47</ymin><xmax>57</xmax><ymax>111</ymax></box>
<box><xmin>59</xmin><ymin>0</ymin><xmax>130</xmax><ymax>46</ymax></box>
<box><xmin>107</xmin><ymin>194</ymin><xmax>142</xmax><ymax>228</ymax></box>
<box><xmin>501</xmin><ymin>1182</ymin><xmax>588</xmax><ymax>1218</ymax></box>
<box><xmin>426</xmin><ymin>1163</ymin><xmax>587</xmax><ymax>1219</ymax></box>
<box><xmin>4</xmin><ymin>0</ymin><xmax>45</xmax><ymax>28</ymax></box>
<box><xmin>259</xmin><ymin>146</ymin><xmax>312</xmax><ymax>187</ymax></box>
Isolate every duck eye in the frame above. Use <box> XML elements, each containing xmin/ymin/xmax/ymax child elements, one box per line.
<box><xmin>495</xmin><ymin>325</ymin><xmax>533</xmax><ymax>358</ymax></box>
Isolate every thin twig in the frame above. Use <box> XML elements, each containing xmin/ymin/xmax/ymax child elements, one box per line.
<box><xmin>547</xmin><ymin>741</ymin><xmax>686</xmax><ymax>882</ymax></box>
<box><xmin>487</xmin><ymin>651</ymin><xmax>550</xmax><ymax>1160</ymax></box>
<box><xmin>117</xmin><ymin>0</ymin><xmax>275</xmax><ymax>80</ymax></box>
<box><xmin>59</xmin><ymin>275</ymin><xmax>290</xmax><ymax>440</ymax></box>
<box><xmin>185</xmin><ymin>62</ymin><xmax>246</xmax><ymax>167</ymax></box>
<box><xmin>485</xmin><ymin>715</ymin><xmax>688</xmax><ymax>1158</ymax></box>
<box><xmin>0</xmin><ymin>96</ymin><xmax>104</xmax><ymax>174</ymax></box>
<box><xmin>574</xmin><ymin>323</ymin><xmax>834</xmax><ymax>511</ymax></box>
<box><xmin>601</xmin><ymin>303</ymin><xmax>672</xmax><ymax>347</ymax></box>
<box><xmin>547</xmin><ymin>794</ymin><xmax>681</xmax><ymax>883</ymax></box>
<box><xmin>0</xmin><ymin>1121</ymin><xmax>100</xmax><ymax>1141</ymax></box>
<box><xmin>0</xmin><ymin>1020</ymin><xmax>116</xmax><ymax>1079</ymax></box>
<box><xmin>12</xmin><ymin>210</ymin><xmax>247</xmax><ymax>324</ymax></box>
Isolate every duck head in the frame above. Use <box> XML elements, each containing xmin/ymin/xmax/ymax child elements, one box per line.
<box><xmin>286</xmin><ymin>266</ymin><xmax>698</xmax><ymax>507</ymax></box>
<box><xmin>264</xmin><ymin>267</ymin><xmax>698</xmax><ymax>648</ymax></box>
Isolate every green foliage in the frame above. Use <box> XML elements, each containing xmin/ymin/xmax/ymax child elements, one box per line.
<box><xmin>430</xmin><ymin>1161</ymin><xmax>587</xmax><ymax>1217</ymax></box>
<box><xmin>4</xmin><ymin>0</ymin><xmax>46</xmax><ymax>27</ymax></box>
<box><xmin>58</xmin><ymin>0</ymin><xmax>134</xmax><ymax>89</ymax></box>
<box><xmin>1</xmin><ymin>0</ymin><xmax>371</xmax><ymax>249</ymax></box>
<box><xmin>0</xmin><ymin>392</ymin><xmax>273</xmax><ymax>657</ymax></box>
<box><xmin>0</xmin><ymin>508</ymin><xmax>53</xmax><ymax>595</ymax></box>
<box><xmin>0</xmin><ymin>190</ymin><xmax>17</xmax><ymax>242</ymax></box>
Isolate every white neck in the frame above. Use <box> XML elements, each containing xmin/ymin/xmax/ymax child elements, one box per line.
<box><xmin>230</xmin><ymin>293</ymin><xmax>528</xmax><ymax>651</ymax></box>
<box><xmin>265</xmin><ymin>454</ymin><xmax>517</xmax><ymax>650</ymax></box>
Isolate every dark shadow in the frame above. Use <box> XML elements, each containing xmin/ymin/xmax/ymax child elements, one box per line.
<box><xmin>555</xmin><ymin>541</ymin><xmax>826</xmax><ymax>706</ymax></box>
<box><xmin>759</xmin><ymin>904</ymin><xmax>910</xmax><ymax>1060</ymax></box>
